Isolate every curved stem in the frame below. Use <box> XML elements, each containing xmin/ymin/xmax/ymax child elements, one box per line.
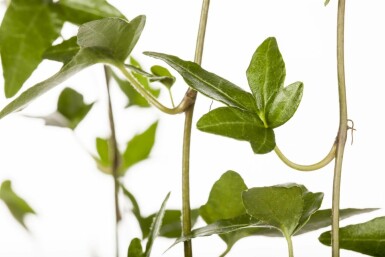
<box><xmin>104</xmin><ymin>66</ymin><xmax>121</xmax><ymax>257</ymax></box>
<box><xmin>182</xmin><ymin>1</ymin><xmax>210</xmax><ymax>257</ymax></box>
<box><xmin>118</xmin><ymin>65</ymin><xmax>194</xmax><ymax>115</ymax></box>
<box><xmin>332</xmin><ymin>0</ymin><xmax>348</xmax><ymax>256</ymax></box>
<box><xmin>274</xmin><ymin>142</ymin><xmax>337</xmax><ymax>172</ymax></box>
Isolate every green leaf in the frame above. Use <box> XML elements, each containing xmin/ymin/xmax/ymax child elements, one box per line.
<box><xmin>144</xmin><ymin>52</ymin><xmax>257</xmax><ymax>112</ymax></box>
<box><xmin>96</xmin><ymin>137</ymin><xmax>112</xmax><ymax>167</ymax></box>
<box><xmin>119</xmin><ymin>121</ymin><xmax>158</xmax><ymax>175</ymax></box>
<box><xmin>246</xmin><ymin>37</ymin><xmax>285</xmax><ymax>116</ymax></box>
<box><xmin>150</xmin><ymin>65</ymin><xmax>176</xmax><ymax>89</ymax></box>
<box><xmin>43</xmin><ymin>36</ymin><xmax>80</xmax><ymax>64</ymax></box>
<box><xmin>319</xmin><ymin>216</ymin><xmax>385</xmax><ymax>256</ymax></box>
<box><xmin>78</xmin><ymin>17</ymin><xmax>145</xmax><ymax>62</ymax></box>
<box><xmin>324</xmin><ymin>0</ymin><xmax>331</xmax><ymax>6</ymax></box>
<box><xmin>144</xmin><ymin>192</ymin><xmax>170</xmax><ymax>257</ymax></box>
<box><xmin>196</xmin><ymin>107</ymin><xmax>275</xmax><ymax>154</ymax></box>
<box><xmin>142</xmin><ymin>209</ymin><xmax>199</xmax><ymax>239</ymax></box>
<box><xmin>0</xmin><ymin>16</ymin><xmax>146</xmax><ymax>119</ymax></box>
<box><xmin>243</xmin><ymin>184</ymin><xmax>323</xmax><ymax>239</ymax></box>
<box><xmin>56</xmin><ymin>87</ymin><xmax>93</xmax><ymax>129</ymax></box>
<box><xmin>0</xmin><ymin>0</ymin><xmax>63</xmax><ymax>98</ymax></box>
<box><xmin>266</xmin><ymin>82</ymin><xmax>303</xmax><ymax>128</ymax></box>
<box><xmin>0</xmin><ymin>180</ymin><xmax>36</xmax><ymax>229</ymax></box>
<box><xmin>54</xmin><ymin>0</ymin><xmax>125</xmax><ymax>25</ymax></box>
<box><xmin>127</xmin><ymin>238</ymin><xmax>144</xmax><ymax>257</ymax></box>
<box><xmin>121</xmin><ymin>185</ymin><xmax>142</xmax><ymax>224</ymax></box>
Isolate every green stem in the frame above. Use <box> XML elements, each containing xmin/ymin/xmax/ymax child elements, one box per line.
<box><xmin>274</xmin><ymin>143</ymin><xmax>336</xmax><ymax>172</ymax></box>
<box><xmin>104</xmin><ymin>66</ymin><xmax>121</xmax><ymax>257</ymax></box>
<box><xmin>118</xmin><ymin>65</ymin><xmax>194</xmax><ymax>115</ymax></box>
<box><xmin>286</xmin><ymin>235</ymin><xmax>294</xmax><ymax>257</ymax></box>
<box><xmin>332</xmin><ymin>0</ymin><xmax>348</xmax><ymax>256</ymax></box>
<box><xmin>182</xmin><ymin>1</ymin><xmax>210</xmax><ymax>257</ymax></box>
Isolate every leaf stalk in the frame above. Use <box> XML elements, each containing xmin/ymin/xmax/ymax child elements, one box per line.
<box><xmin>332</xmin><ymin>0</ymin><xmax>348</xmax><ymax>256</ymax></box>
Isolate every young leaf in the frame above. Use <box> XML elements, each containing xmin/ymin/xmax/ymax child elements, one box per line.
<box><xmin>43</xmin><ymin>36</ymin><xmax>80</xmax><ymax>64</ymax></box>
<box><xmin>0</xmin><ymin>180</ymin><xmax>36</xmax><ymax>229</ymax></box>
<box><xmin>0</xmin><ymin>0</ymin><xmax>63</xmax><ymax>98</ymax></box>
<box><xmin>150</xmin><ymin>65</ymin><xmax>176</xmax><ymax>89</ymax></box>
<box><xmin>0</xmin><ymin>16</ymin><xmax>146</xmax><ymax>119</ymax></box>
<box><xmin>196</xmin><ymin>107</ymin><xmax>275</xmax><ymax>154</ymax></box>
<box><xmin>127</xmin><ymin>238</ymin><xmax>144</xmax><ymax>257</ymax></box>
<box><xmin>54</xmin><ymin>0</ymin><xmax>126</xmax><ymax>25</ymax></box>
<box><xmin>119</xmin><ymin>121</ymin><xmax>158</xmax><ymax>175</ymax></box>
<box><xmin>246</xmin><ymin>37</ymin><xmax>285</xmax><ymax>116</ymax></box>
<box><xmin>266</xmin><ymin>82</ymin><xmax>304</xmax><ymax>128</ymax></box>
<box><xmin>144</xmin><ymin>192</ymin><xmax>170</xmax><ymax>257</ymax></box>
<box><xmin>144</xmin><ymin>52</ymin><xmax>258</xmax><ymax>112</ymax></box>
<box><xmin>319</xmin><ymin>216</ymin><xmax>385</xmax><ymax>256</ymax></box>
<box><xmin>96</xmin><ymin>137</ymin><xmax>113</xmax><ymax>167</ymax></box>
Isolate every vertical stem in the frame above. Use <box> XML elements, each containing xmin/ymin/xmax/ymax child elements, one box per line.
<box><xmin>285</xmin><ymin>235</ymin><xmax>294</xmax><ymax>257</ymax></box>
<box><xmin>332</xmin><ymin>0</ymin><xmax>348</xmax><ymax>256</ymax></box>
<box><xmin>182</xmin><ymin>1</ymin><xmax>210</xmax><ymax>257</ymax></box>
<box><xmin>104</xmin><ymin>66</ymin><xmax>121</xmax><ymax>257</ymax></box>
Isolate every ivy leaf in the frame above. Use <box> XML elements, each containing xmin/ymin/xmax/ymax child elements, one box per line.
<box><xmin>0</xmin><ymin>180</ymin><xmax>36</xmax><ymax>229</ymax></box>
<box><xmin>266</xmin><ymin>82</ymin><xmax>304</xmax><ymax>128</ymax></box>
<box><xmin>144</xmin><ymin>192</ymin><xmax>170</xmax><ymax>257</ymax></box>
<box><xmin>246</xmin><ymin>37</ymin><xmax>285</xmax><ymax>118</ymax></box>
<box><xmin>54</xmin><ymin>0</ymin><xmax>125</xmax><ymax>25</ymax></box>
<box><xmin>200</xmin><ymin>170</ymin><xmax>251</xmax><ymax>256</ymax></box>
<box><xmin>319</xmin><ymin>216</ymin><xmax>385</xmax><ymax>256</ymax></box>
<box><xmin>43</xmin><ymin>36</ymin><xmax>80</xmax><ymax>64</ymax></box>
<box><xmin>0</xmin><ymin>16</ymin><xmax>146</xmax><ymax>119</ymax></box>
<box><xmin>0</xmin><ymin>0</ymin><xmax>63</xmax><ymax>98</ymax></box>
<box><xmin>150</xmin><ymin>65</ymin><xmax>176</xmax><ymax>89</ymax></box>
<box><xmin>144</xmin><ymin>52</ymin><xmax>258</xmax><ymax>113</ymax></box>
<box><xmin>119</xmin><ymin>121</ymin><xmax>158</xmax><ymax>176</ymax></box>
<box><xmin>127</xmin><ymin>238</ymin><xmax>144</xmax><ymax>257</ymax></box>
<box><xmin>242</xmin><ymin>184</ymin><xmax>323</xmax><ymax>247</ymax></box>
<box><xmin>196</xmin><ymin>107</ymin><xmax>275</xmax><ymax>154</ymax></box>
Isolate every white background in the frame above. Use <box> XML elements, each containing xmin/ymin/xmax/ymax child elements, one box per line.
<box><xmin>1</xmin><ymin>0</ymin><xmax>385</xmax><ymax>256</ymax></box>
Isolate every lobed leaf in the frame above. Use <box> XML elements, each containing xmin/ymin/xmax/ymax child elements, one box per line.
<box><xmin>0</xmin><ymin>16</ymin><xmax>146</xmax><ymax>119</ymax></box>
<box><xmin>0</xmin><ymin>0</ymin><xmax>63</xmax><ymax>98</ymax></box>
<box><xmin>319</xmin><ymin>216</ymin><xmax>385</xmax><ymax>256</ymax></box>
<box><xmin>144</xmin><ymin>52</ymin><xmax>257</xmax><ymax>112</ymax></box>
<box><xmin>0</xmin><ymin>180</ymin><xmax>36</xmax><ymax>229</ymax></box>
<box><xmin>196</xmin><ymin>107</ymin><xmax>275</xmax><ymax>154</ymax></box>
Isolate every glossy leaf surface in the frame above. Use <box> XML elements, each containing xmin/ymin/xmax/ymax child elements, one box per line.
<box><xmin>319</xmin><ymin>216</ymin><xmax>385</xmax><ymax>256</ymax></box>
<box><xmin>119</xmin><ymin>121</ymin><xmax>158</xmax><ymax>175</ymax></box>
<box><xmin>43</xmin><ymin>36</ymin><xmax>80</xmax><ymax>64</ymax></box>
<box><xmin>0</xmin><ymin>16</ymin><xmax>146</xmax><ymax>119</ymax></box>
<box><xmin>266</xmin><ymin>81</ymin><xmax>303</xmax><ymax>128</ymax></box>
<box><xmin>0</xmin><ymin>0</ymin><xmax>63</xmax><ymax>98</ymax></box>
<box><xmin>144</xmin><ymin>52</ymin><xmax>257</xmax><ymax>112</ymax></box>
<box><xmin>197</xmin><ymin>107</ymin><xmax>275</xmax><ymax>154</ymax></box>
<box><xmin>246</xmin><ymin>37</ymin><xmax>285</xmax><ymax>116</ymax></box>
<box><xmin>55</xmin><ymin>0</ymin><xmax>125</xmax><ymax>25</ymax></box>
<box><xmin>0</xmin><ymin>180</ymin><xmax>35</xmax><ymax>229</ymax></box>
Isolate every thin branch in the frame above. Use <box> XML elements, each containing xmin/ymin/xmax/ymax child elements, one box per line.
<box><xmin>332</xmin><ymin>0</ymin><xmax>348</xmax><ymax>256</ymax></box>
<box><xmin>104</xmin><ymin>66</ymin><xmax>121</xmax><ymax>257</ymax></box>
<box><xmin>182</xmin><ymin>1</ymin><xmax>211</xmax><ymax>257</ymax></box>
<box><xmin>274</xmin><ymin>142</ymin><xmax>337</xmax><ymax>172</ymax></box>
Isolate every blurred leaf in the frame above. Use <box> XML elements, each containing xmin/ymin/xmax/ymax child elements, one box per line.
<box><xmin>0</xmin><ymin>0</ymin><xmax>63</xmax><ymax>98</ymax></box>
<box><xmin>246</xmin><ymin>37</ymin><xmax>285</xmax><ymax>118</ymax></box>
<box><xmin>0</xmin><ymin>16</ymin><xmax>146</xmax><ymax>119</ymax></box>
<box><xmin>144</xmin><ymin>52</ymin><xmax>258</xmax><ymax>112</ymax></box>
<box><xmin>121</xmin><ymin>185</ymin><xmax>142</xmax><ymax>223</ymax></box>
<box><xmin>266</xmin><ymin>82</ymin><xmax>303</xmax><ymax>128</ymax></box>
<box><xmin>150</xmin><ymin>65</ymin><xmax>175</xmax><ymax>89</ymax></box>
<box><xmin>0</xmin><ymin>180</ymin><xmax>36</xmax><ymax>229</ymax></box>
<box><xmin>43</xmin><ymin>36</ymin><xmax>80</xmax><ymax>64</ymax></box>
<box><xmin>119</xmin><ymin>121</ymin><xmax>158</xmax><ymax>175</ymax></box>
<box><xmin>54</xmin><ymin>0</ymin><xmax>125</xmax><ymax>25</ymax></box>
<box><xmin>127</xmin><ymin>238</ymin><xmax>144</xmax><ymax>257</ymax></box>
<box><xmin>324</xmin><ymin>0</ymin><xmax>331</xmax><ymax>6</ymax></box>
<box><xmin>96</xmin><ymin>137</ymin><xmax>112</xmax><ymax>167</ymax></box>
<box><xmin>144</xmin><ymin>193</ymin><xmax>170</xmax><ymax>257</ymax></box>
<box><xmin>196</xmin><ymin>107</ymin><xmax>275</xmax><ymax>154</ymax></box>
<box><xmin>319</xmin><ymin>216</ymin><xmax>385</xmax><ymax>256</ymax></box>
<box><xmin>242</xmin><ymin>184</ymin><xmax>323</xmax><ymax>239</ymax></box>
